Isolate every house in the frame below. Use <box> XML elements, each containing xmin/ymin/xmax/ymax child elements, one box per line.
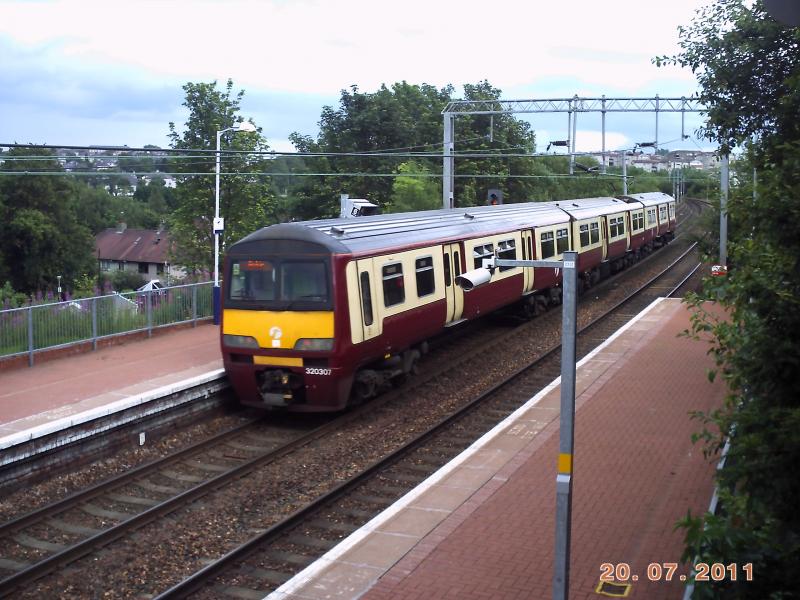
<box><xmin>142</xmin><ymin>173</ymin><xmax>177</xmax><ymax>188</ymax></box>
<box><xmin>95</xmin><ymin>224</ymin><xmax>185</xmax><ymax>283</ymax></box>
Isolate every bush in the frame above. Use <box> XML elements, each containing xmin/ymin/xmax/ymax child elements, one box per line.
<box><xmin>109</xmin><ymin>271</ymin><xmax>146</xmax><ymax>292</ymax></box>
<box><xmin>1</xmin><ymin>281</ymin><xmax>29</xmax><ymax>309</ymax></box>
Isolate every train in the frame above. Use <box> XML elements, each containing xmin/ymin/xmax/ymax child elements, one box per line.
<box><xmin>221</xmin><ymin>192</ymin><xmax>676</xmax><ymax>412</ymax></box>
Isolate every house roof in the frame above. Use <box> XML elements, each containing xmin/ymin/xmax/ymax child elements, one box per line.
<box><xmin>95</xmin><ymin>227</ymin><xmax>173</xmax><ymax>263</ymax></box>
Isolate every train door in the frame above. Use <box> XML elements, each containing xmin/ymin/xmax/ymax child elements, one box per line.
<box><xmin>600</xmin><ymin>216</ymin><xmax>609</xmax><ymax>261</ymax></box>
<box><xmin>521</xmin><ymin>229</ymin><xmax>535</xmax><ymax>293</ymax></box>
<box><xmin>350</xmin><ymin>258</ymin><xmax>383</xmax><ymax>343</ymax></box>
<box><xmin>442</xmin><ymin>243</ymin><xmax>465</xmax><ymax>326</ymax></box>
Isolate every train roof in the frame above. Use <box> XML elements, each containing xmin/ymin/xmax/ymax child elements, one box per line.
<box><xmin>621</xmin><ymin>192</ymin><xmax>675</xmax><ymax>207</ymax></box>
<box><xmin>233</xmin><ymin>201</ymin><xmax>570</xmax><ymax>255</ymax></box>
<box><xmin>231</xmin><ymin>193</ymin><xmax>676</xmax><ymax>256</ymax></box>
<box><xmin>554</xmin><ymin>196</ymin><xmax>639</xmax><ymax>220</ymax></box>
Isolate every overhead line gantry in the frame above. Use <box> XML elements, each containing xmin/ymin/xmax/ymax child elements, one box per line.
<box><xmin>441</xmin><ymin>95</ymin><xmax>705</xmax><ymax>208</ymax></box>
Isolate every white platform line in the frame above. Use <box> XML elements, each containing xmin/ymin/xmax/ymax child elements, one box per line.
<box><xmin>0</xmin><ymin>369</ymin><xmax>226</xmax><ymax>452</ymax></box>
<box><xmin>266</xmin><ymin>297</ymin><xmax>671</xmax><ymax>599</ymax></box>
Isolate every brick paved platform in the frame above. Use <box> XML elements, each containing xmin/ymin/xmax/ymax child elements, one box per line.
<box><xmin>268</xmin><ymin>298</ymin><xmax>726</xmax><ymax>600</ymax></box>
<box><xmin>0</xmin><ymin>323</ymin><xmax>223</xmax><ymax>448</ymax></box>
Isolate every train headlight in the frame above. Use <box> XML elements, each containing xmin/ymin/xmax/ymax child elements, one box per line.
<box><xmin>223</xmin><ymin>334</ymin><xmax>260</xmax><ymax>349</ymax></box>
<box><xmin>294</xmin><ymin>338</ymin><xmax>334</xmax><ymax>351</ymax></box>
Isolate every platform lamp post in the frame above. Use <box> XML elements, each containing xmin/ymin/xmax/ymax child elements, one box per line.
<box><xmin>213</xmin><ymin>121</ymin><xmax>257</xmax><ymax>325</ymax></box>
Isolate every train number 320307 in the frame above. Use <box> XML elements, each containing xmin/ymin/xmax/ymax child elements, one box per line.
<box><xmin>305</xmin><ymin>367</ymin><xmax>332</xmax><ymax>376</ymax></box>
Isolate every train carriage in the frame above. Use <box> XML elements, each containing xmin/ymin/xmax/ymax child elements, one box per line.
<box><xmin>623</xmin><ymin>192</ymin><xmax>676</xmax><ymax>243</ymax></box>
<box><xmin>221</xmin><ymin>193</ymin><xmax>676</xmax><ymax>412</ymax></box>
<box><xmin>555</xmin><ymin>197</ymin><xmax>641</xmax><ymax>281</ymax></box>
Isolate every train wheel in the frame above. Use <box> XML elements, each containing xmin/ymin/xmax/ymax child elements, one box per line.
<box><xmin>352</xmin><ymin>374</ymin><xmax>377</xmax><ymax>403</ymax></box>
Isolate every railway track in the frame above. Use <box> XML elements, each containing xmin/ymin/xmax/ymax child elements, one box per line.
<box><xmin>153</xmin><ymin>244</ymin><xmax>702</xmax><ymax>599</ymax></box>
<box><xmin>0</xmin><ymin>200</ymin><xmax>706</xmax><ymax>598</ymax></box>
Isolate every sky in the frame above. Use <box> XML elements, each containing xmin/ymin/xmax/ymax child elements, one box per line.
<box><xmin>0</xmin><ymin>0</ymin><xmax>716</xmax><ymax>155</ymax></box>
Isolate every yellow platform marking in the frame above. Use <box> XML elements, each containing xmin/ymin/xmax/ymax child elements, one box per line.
<box><xmin>253</xmin><ymin>356</ymin><xmax>303</xmax><ymax>367</ymax></box>
<box><xmin>557</xmin><ymin>453</ymin><xmax>572</xmax><ymax>474</ymax></box>
<box><xmin>595</xmin><ymin>581</ymin><xmax>632</xmax><ymax>597</ymax></box>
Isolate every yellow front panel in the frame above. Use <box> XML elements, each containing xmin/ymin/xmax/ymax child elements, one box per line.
<box><xmin>254</xmin><ymin>356</ymin><xmax>303</xmax><ymax>367</ymax></box>
<box><xmin>223</xmin><ymin>309</ymin><xmax>334</xmax><ymax>350</ymax></box>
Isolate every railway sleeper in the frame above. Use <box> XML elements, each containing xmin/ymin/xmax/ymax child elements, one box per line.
<box><xmin>243</xmin><ymin>567</ymin><xmax>292</xmax><ymax>585</ymax></box>
<box><xmin>286</xmin><ymin>534</ymin><xmax>338</xmax><ymax>551</ymax></box>
<box><xmin>264</xmin><ymin>550</ymin><xmax>311</xmax><ymax>567</ymax></box>
<box><xmin>217</xmin><ymin>583</ymin><xmax>274</xmax><ymax>599</ymax></box>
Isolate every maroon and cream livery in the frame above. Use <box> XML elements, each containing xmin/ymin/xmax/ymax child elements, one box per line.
<box><xmin>221</xmin><ymin>193</ymin><xmax>677</xmax><ymax>412</ymax></box>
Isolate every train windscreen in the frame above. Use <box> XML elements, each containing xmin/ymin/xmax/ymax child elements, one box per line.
<box><xmin>226</xmin><ymin>258</ymin><xmax>332</xmax><ymax>310</ymax></box>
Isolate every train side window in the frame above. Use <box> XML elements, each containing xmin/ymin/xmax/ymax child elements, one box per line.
<box><xmin>590</xmin><ymin>222</ymin><xmax>600</xmax><ymax>244</ymax></box>
<box><xmin>454</xmin><ymin>251</ymin><xmax>461</xmax><ymax>276</ymax></box>
<box><xmin>541</xmin><ymin>231</ymin><xmax>555</xmax><ymax>259</ymax></box>
<box><xmin>528</xmin><ymin>237</ymin><xmax>533</xmax><ymax>259</ymax></box>
<box><xmin>632</xmin><ymin>212</ymin><xmax>643</xmax><ymax>231</ymax></box>
<box><xmin>521</xmin><ymin>235</ymin><xmax>527</xmax><ymax>260</ymax></box>
<box><xmin>473</xmin><ymin>243</ymin><xmax>494</xmax><ymax>269</ymax></box>
<box><xmin>659</xmin><ymin>205</ymin><xmax>667</xmax><ymax>220</ymax></box>
<box><xmin>579</xmin><ymin>224</ymin><xmax>590</xmax><ymax>247</ymax></box>
<box><xmin>556</xmin><ymin>228</ymin><xmax>569</xmax><ymax>253</ymax></box>
<box><xmin>669</xmin><ymin>204</ymin><xmax>675</xmax><ymax>218</ymax></box>
<box><xmin>444</xmin><ymin>253</ymin><xmax>452</xmax><ymax>287</ymax></box>
<box><xmin>498</xmin><ymin>239</ymin><xmax>516</xmax><ymax>272</ymax></box>
<box><xmin>382</xmin><ymin>263</ymin><xmax>405</xmax><ymax>307</ymax></box>
<box><xmin>618</xmin><ymin>217</ymin><xmax>625</xmax><ymax>235</ymax></box>
<box><xmin>415</xmin><ymin>256</ymin><xmax>435</xmax><ymax>297</ymax></box>
<box><xmin>647</xmin><ymin>208</ymin><xmax>656</xmax><ymax>226</ymax></box>
<box><xmin>610</xmin><ymin>217</ymin><xmax>622</xmax><ymax>237</ymax></box>
<box><xmin>360</xmin><ymin>272</ymin><xmax>373</xmax><ymax>326</ymax></box>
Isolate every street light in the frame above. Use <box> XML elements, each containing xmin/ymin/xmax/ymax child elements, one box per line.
<box><xmin>213</xmin><ymin>120</ymin><xmax>257</xmax><ymax>325</ymax></box>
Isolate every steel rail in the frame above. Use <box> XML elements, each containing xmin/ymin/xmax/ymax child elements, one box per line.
<box><xmin>155</xmin><ymin>241</ymin><xmax>703</xmax><ymax>598</ymax></box>
<box><xmin>0</xmin><ymin>401</ymin><xmax>385</xmax><ymax>596</ymax></box>
<box><xmin>0</xmin><ymin>416</ymin><xmax>260</xmax><ymax>536</ymax></box>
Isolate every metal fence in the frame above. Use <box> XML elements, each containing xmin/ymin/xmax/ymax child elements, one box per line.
<box><xmin>0</xmin><ymin>282</ymin><xmax>213</xmax><ymax>367</ymax></box>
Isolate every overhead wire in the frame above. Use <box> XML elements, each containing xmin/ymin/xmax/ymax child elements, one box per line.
<box><xmin>0</xmin><ymin>169</ymin><xmax>712</xmax><ymax>183</ymax></box>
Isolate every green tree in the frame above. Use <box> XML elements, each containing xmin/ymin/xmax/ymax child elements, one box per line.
<box><xmin>658</xmin><ymin>2</ymin><xmax>800</xmax><ymax>597</ymax></box>
<box><xmin>284</xmin><ymin>81</ymin><xmax>452</xmax><ymax>218</ymax></box>
<box><xmin>387</xmin><ymin>161</ymin><xmax>441</xmax><ymax>213</ymax></box>
<box><xmin>133</xmin><ymin>175</ymin><xmax>177</xmax><ymax>218</ymax></box>
<box><xmin>73</xmin><ymin>182</ymin><xmax>162</xmax><ymax>233</ymax></box>
<box><xmin>117</xmin><ymin>152</ymin><xmax>155</xmax><ymax>173</ymax></box>
<box><xmin>447</xmin><ymin>80</ymin><xmax>538</xmax><ymax>205</ymax></box>
<box><xmin>168</xmin><ymin>79</ymin><xmax>276</xmax><ymax>274</ymax></box>
<box><xmin>284</xmin><ymin>80</ymin><xmax>671</xmax><ymax>217</ymax></box>
<box><xmin>0</xmin><ymin>148</ymin><xmax>95</xmax><ymax>293</ymax></box>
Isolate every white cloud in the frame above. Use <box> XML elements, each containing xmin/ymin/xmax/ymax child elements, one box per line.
<box><xmin>0</xmin><ymin>0</ymin><xmax>712</xmax><ymax>147</ymax></box>
<box><xmin>0</xmin><ymin>0</ymin><xmax>705</xmax><ymax>94</ymax></box>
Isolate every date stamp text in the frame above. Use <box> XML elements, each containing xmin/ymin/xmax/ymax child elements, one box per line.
<box><xmin>599</xmin><ymin>562</ymin><xmax>753</xmax><ymax>583</ymax></box>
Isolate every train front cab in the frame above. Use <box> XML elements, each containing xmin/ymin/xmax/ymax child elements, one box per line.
<box><xmin>221</xmin><ymin>235</ymin><xmax>350</xmax><ymax>412</ymax></box>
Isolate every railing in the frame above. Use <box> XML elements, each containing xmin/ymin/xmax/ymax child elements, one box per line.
<box><xmin>0</xmin><ymin>282</ymin><xmax>214</xmax><ymax>367</ymax></box>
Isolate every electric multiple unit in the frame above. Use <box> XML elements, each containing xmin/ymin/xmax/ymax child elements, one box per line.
<box><xmin>221</xmin><ymin>192</ymin><xmax>676</xmax><ymax>411</ymax></box>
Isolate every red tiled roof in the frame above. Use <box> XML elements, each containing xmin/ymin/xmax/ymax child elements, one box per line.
<box><xmin>95</xmin><ymin>227</ymin><xmax>174</xmax><ymax>263</ymax></box>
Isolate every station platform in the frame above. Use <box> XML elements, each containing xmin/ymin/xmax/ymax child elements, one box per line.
<box><xmin>267</xmin><ymin>298</ymin><xmax>727</xmax><ymax>600</ymax></box>
<box><xmin>0</xmin><ymin>323</ymin><xmax>223</xmax><ymax>456</ymax></box>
